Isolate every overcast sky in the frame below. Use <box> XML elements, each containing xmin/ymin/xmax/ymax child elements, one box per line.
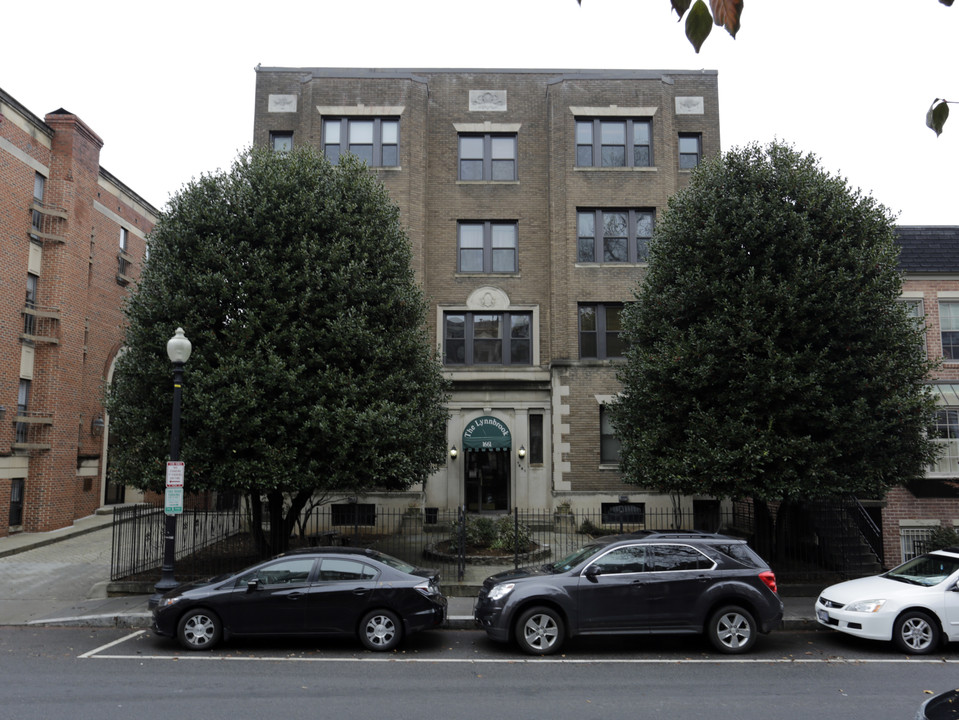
<box><xmin>3</xmin><ymin>1</ymin><xmax>956</xmax><ymax>224</ymax></box>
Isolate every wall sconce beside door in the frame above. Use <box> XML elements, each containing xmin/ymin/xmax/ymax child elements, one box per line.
<box><xmin>449</xmin><ymin>445</ymin><xmax>458</xmax><ymax>460</ymax></box>
<box><xmin>91</xmin><ymin>416</ymin><xmax>105</xmax><ymax>437</ymax></box>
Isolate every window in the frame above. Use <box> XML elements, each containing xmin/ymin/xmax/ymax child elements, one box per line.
<box><xmin>579</xmin><ymin>303</ymin><xmax>625</xmax><ymax>359</ymax></box>
<box><xmin>270</xmin><ymin>131</ymin><xmax>293</xmax><ymax>152</ymax></box>
<box><xmin>601</xmin><ymin>502</ymin><xmax>645</xmax><ymax>525</ymax></box>
<box><xmin>577</xmin><ymin>209</ymin><xmax>653</xmax><ymax>263</ymax></box>
<box><xmin>576</xmin><ymin>118</ymin><xmax>651</xmax><ymax>167</ymax></box>
<box><xmin>941</xmin><ymin>302</ymin><xmax>959</xmax><ymax>360</ymax></box>
<box><xmin>318</xmin><ymin>558</ymin><xmax>378</xmax><ymax>582</ymax></box>
<box><xmin>31</xmin><ymin>173</ymin><xmax>45</xmax><ymax>231</ymax></box>
<box><xmin>16</xmin><ymin>379</ymin><xmax>30</xmax><ymax>444</ymax></box>
<box><xmin>459</xmin><ymin>134</ymin><xmax>517</xmax><ymax>180</ymax></box>
<box><xmin>24</xmin><ymin>274</ymin><xmax>38</xmax><ymax>335</ymax></box>
<box><xmin>323</xmin><ymin>118</ymin><xmax>399</xmax><ymax>167</ymax></box>
<box><xmin>458</xmin><ymin>222</ymin><xmax>517</xmax><ymax>273</ymax></box>
<box><xmin>645</xmin><ymin>545</ymin><xmax>714</xmax><ymax>571</ymax></box>
<box><xmin>590</xmin><ymin>545</ymin><xmax>646</xmax><ymax>574</ymax></box>
<box><xmin>118</xmin><ymin>227</ymin><xmax>132</xmax><ymax>281</ymax></box>
<box><xmin>444</xmin><ymin>312</ymin><xmax>532</xmax><ymax>366</ymax></box>
<box><xmin>902</xmin><ymin>299</ymin><xmax>926</xmax><ymax>356</ymax></box>
<box><xmin>930</xmin><ymin>410</ymin><xmax>959</xmax><ymax>474</ymax></box>
<box><xmin>600</xmin><ymin>405</ymin><xmax>621</xmax><ymax>464</ymax></box>
<box><xmin>529</xmin><ymin>414</ymin><xmax>544</xmax><ymax>464</ymax></box>
<box><xmin>9</xmin><ymin>479</ymin><xmax>24</xmax><ymax>527</ymax></box>
<box><xmin>679</xmin><ymin>133</ymin><xmax>702</xmax><ymax>169</ymax></box>
<box><xmin>331</xmin><ymin>503</ymin><xmax>376</xmax><ymax>526</ymax></box>
<box><xmin>237</xmin><ymin>557</ymin><xmax>316</xmax><ymax>587</ymax></box>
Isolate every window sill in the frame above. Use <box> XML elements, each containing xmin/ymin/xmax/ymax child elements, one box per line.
<box><xmin>599</xmin><ymin>464</ymin><xmax>621</xmax><ymax>471</ymax></box>
<box><xmin>454</xmin><ymin>272</ymin><xmax>521</xmax><ymax>278</ymax></box>
<box><xmin>456</xmin><ymin>180</ymin><xmax>520</xmax><ymax>185</ymax></box>
<box><xmin>574</xmin><ymin>166</ymin><xmax>657</xmax><ymax>173</ymax></box>
<box><xmin>574</xmin><ymin>262</ymin><xmax>648</xmax><ymax>268</ymax></box>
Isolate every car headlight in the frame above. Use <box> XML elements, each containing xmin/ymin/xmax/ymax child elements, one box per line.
<box><xmin>158</xmin><ymin>596</ymin><xmax>184</xmax><ymax>609</ymax></box>
<box><xmin>845</xmin><ymin>599</ymin><xmax>886</xmax><ymax>613</ymax></box>
<box><xmin>488</xmin><ymin>583</ymin><xmax>515</xmax><ymax>602</ymax></box>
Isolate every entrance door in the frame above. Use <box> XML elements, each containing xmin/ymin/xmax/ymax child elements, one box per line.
<box><xmin>465</xmin><ymin>451</ymin><xmax>510</xmax><ymax>512</ymax></box>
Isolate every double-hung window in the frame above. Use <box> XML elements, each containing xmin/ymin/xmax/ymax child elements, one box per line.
<box><xmin>323</xmin><ymin>118</ymin><xmax>399</xmax><ymax>167</ymax></box>
<box><xmin>679</xmin><ymin>133</ymin><xmax>702</xmax><ymax>169</ymax></box>
<box><xmin>444</xmin><ymin>312</ymin><xmax>532</xmax><ymax>366</ymax></box>
<box><xmin>931</xmin><ymin>409</ymin><xmax>959</xmax><ymax>474</ymax></box>
<box><xmin>458</xmin><ymin>222</ymin><xmax>517</xmax><ymax>273</ymax></box>
<box><xmin>458</xmin><ymin>134</ymin><xmax>517</xmax><ymax>181</ymax></box>
<box><xmin>577</xmin><ymin>209</ymin><xmax>654</xmax><ymax>263</ymax></box>
<box><xmin>940</xmin><ymin>301</ymin><xmax>959</xmax><ymax>360</ymax></box>
<box><xmin>579</xmin><ymin>303</ymin><xmax>625</xmax><ymax>359</ymax></box>
<box><xmin>576</xmin><ymin>118</ymin><xmax>651</xmax><ymax>168</ymax></box>
<box><xmin>600</xmin><ymin>406</ymin><xmax>622</xmax><ymax>465</ymax></box>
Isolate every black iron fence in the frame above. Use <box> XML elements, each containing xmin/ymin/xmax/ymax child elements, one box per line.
<box><xmin>110</xmin><ymin>500</ymin><xmax>882</xmax><ymax>585</ymax></box>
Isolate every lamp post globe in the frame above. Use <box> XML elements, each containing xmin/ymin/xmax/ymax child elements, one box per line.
<box><xmin>149</xmin><ymin>327</ymin><xmax>191</xmax><ymax>609</ymax></box>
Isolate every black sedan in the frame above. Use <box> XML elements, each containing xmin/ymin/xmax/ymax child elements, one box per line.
<box><xmin>474</xmin><ymin>530</ymin><xmax>783</xmax><ymax>655</ymax></box>
<box><xmin>152</xmin><ymin>547</ymin><xmax>447</xmax><ymax>651</ymax></box>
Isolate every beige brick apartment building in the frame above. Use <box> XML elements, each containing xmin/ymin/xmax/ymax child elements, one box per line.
<box><xmin>252</xmin><ymin>67</ymin><xmax>721</xmax><ymax>519</ymax></box>
<box><xmin>0</xmin><ymin>87</ymin><xmax>156</xmax><ymax>536</ymax></box>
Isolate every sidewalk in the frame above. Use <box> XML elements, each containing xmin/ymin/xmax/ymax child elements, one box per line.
<box><xmin>0</xmin><ymin>515</ymin><xmax>822</xmax><ymax>631</ymax></box>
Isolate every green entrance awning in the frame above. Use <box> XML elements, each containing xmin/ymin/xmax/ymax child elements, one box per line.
<box><xmin>462</xmin><ymin>415</ymin><xmax>512</xmax><ymax>452</ymax></box>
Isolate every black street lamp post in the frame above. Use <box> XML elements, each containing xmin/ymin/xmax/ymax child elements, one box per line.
<box><xmin>149</xmin><ymin>327</ymin><xmax>192</xmax><ymax>609</ymax></box>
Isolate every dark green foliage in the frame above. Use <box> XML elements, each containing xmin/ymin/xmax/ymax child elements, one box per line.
<box><xmin>610</xmin><ymin>141</ymin><xmax>939</xmax><ymax>502</ymax></box>
<box><xmin>927</xmin><ymin>525</ymin><xmax>959</xmax><ymax>552</ymax></box>
<box><xmin>106</xmin><ymin>148</ymin><xmax>449</xmax><ymax>547</ymax></box>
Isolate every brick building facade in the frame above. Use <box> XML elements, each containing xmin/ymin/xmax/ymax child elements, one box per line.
<box><xmin>885</xmin><ymin>226</ymin><xmax>959</xmax><ymax>564</ymax></box>
<box><xmin>253</xmin><ymin>67</ymin><xmax>721</xmax><ymax>517</ymax></box>
<box><xmin>0</xmin><ymin>87</ymin><xmax>156</xmax><ymax>536</ymax></box>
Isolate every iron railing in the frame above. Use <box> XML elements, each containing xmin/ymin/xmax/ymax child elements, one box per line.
<box><xmin>110</xmin><ymin>500</ymin><xmax>881</xmax><ymax>585</ymax></box>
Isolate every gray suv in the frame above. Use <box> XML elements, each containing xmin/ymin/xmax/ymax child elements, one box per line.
<box><xmin>474</xmin><ymin>530</ymin><xmax>783</xmax><ymax>655</ymax></box>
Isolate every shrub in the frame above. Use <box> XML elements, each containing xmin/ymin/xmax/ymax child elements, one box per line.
<box><xmin>927</xmin><ymin>525</ymin><xmax>959</xmax><ymax>552</ymax></box>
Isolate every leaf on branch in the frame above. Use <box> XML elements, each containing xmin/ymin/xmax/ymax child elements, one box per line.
<box><xmin>940</xmin><ymin>0</ymin><xmax>954</xmax><ymax>6</ymax></box>
<box><xmin>671</xmin><ymin>0</ymin><xmax>693</xmax><ymax>18</ymax></box>
<box><xmin>685</xmin><ymin>0</ymin><xmax>714</xmax><ymax>52</ymax></box>
<box><xmin>927</xmin><ymin>99</ymin><xmax>950</xmax><ymax>136</ymax></box>
<box><xmin>711</xmin><ymin>0</ymin><xmax>743</xmax><ymax>38</ymax></box>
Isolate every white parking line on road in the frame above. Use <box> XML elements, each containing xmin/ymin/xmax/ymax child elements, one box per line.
<box><xmin>78</xmin><ymin>630</ymin><xmax>146</xmax><ymax>659</ymax></box>
<box><xmin>77</xmin><ymin>628</ymin><xmax>959</xmax><ymax>663</ymax></box>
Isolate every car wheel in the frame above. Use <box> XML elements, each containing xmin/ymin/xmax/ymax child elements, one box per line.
<box><xmin>176</xmin><ymin>608</ymin><xmax>222</xmax><ymax>651</ymax></box>
<box><xmin>893</xmin><ymin>610</ymin><xmax>940</xmax><ymax>655</ymax></box>
<box><xmin>707</xmin><ymin>605</ymin><xmax>757</xmax><ymax>654</ymax></box>
<box><xmin>515</xmin><ymin>606</ymin><xmax>565</xmax><ymax>656</ymax></box>
<box><xmin>359</xmin><ymin>610</ymin><xmax>402</xmax><ymax>652</ymax></box>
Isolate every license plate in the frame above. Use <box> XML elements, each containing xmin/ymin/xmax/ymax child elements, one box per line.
<box><xmin>817</xmin><ymin>609</ymin><xmax>829</xmax><ymax>623</ymax></box>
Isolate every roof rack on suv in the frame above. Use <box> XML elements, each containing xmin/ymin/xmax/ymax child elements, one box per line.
<box><xmin>630</xmin><ymin>530</ymin><xmax>734</xmax><ymax>540</ymax></box>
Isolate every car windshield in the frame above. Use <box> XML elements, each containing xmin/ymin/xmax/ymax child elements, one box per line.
<box><xmin>547</xmin><ymin>543</ymin><xmax>605</xmax><ymax>573</ymax></box>
<box><xmin>885</xmin><ymin>553</ymin><xmax>959</xmax><ymax>587</ymax></box>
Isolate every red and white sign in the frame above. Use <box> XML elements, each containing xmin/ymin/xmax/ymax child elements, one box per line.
<box><xmin>165</xmin><ymin>461</ymin><xmax>185</xmax><ymax>488</ymax></box>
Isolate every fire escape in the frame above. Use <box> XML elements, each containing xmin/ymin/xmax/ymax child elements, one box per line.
<box><xmin>14</xmin><ymin>200</ymin><xmax>67</xmax><ymax>452</ymax></box>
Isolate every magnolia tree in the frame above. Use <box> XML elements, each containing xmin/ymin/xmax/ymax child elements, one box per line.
<box><xmin>106</xmin><ymin>148</ymin><xmax>449</xmax><ymax>553</ymax></box>
<box><xmin>609</xmin><ymin>142</ymin><xmax>939</xmax><ymax>537</ymax></box>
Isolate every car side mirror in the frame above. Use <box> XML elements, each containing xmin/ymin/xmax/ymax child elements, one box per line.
<box><xmin>585</xmin><ymin>565</ymin><xmax>601</xmax><ymax>582</ymax></box>
<box><xmin>246</xmin><ymin>578</ymin><xmax>260</xmax><ymax>593</ymax></box>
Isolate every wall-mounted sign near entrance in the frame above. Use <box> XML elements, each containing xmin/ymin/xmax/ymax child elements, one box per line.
<box><xmin>462</xmin><ymin>415</ymin><xmax>512</xmax><ymax>451</ymax></box>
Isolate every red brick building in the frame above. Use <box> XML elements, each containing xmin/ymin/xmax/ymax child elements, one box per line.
<box><xmin>0</xmin><ymin>87</ymin><xmax>157</xmax><ymax>536</ymax></box>
<box><xmin>884</xmin><ymin>226</ymin><xmax>959</xmax><ymax>564</ymax></box>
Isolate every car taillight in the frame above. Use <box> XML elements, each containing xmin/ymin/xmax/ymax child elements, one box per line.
<box><xmin>759</xmin><ymin>571</ymin><xmax>778</xmax><ymax>594</ymax></box>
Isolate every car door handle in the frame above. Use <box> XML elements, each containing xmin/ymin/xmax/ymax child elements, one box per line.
<box><xmin>352</xmin><ymin>587</ymin><xmax>371</xmax><ymax>596</ymax></box>
<box><xmin>287</xmin><ymin>592</ymin><xmax>304</xmax><ymax>600</ymax></box>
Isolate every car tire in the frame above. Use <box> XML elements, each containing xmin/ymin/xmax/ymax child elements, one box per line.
<box><xmin>176</xmin><ymin>608</ymin><xmax>222</xmax><ymax>651</ymax></box>
<box><xmin>707</xmin><ymin>605</ymin><xmax>757</xmax><ymax>654</ymax></box>
<box><xmin>893</xmin><ymin>610</ymin><xmax>940</xmax><ymax>655</ymax></box>
<box><xmin>514</xmin><ymin>606</ymin><xmax>565</xmax><ymax>656</ymax></box>
<box><xmin>359</xmin><ymin>609</ymin><xmax>402</xmax><ymax>652</ymax></box>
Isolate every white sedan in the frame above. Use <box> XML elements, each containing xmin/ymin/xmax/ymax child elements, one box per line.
<box><xmin>815</xmin><ymin>548</ymin><xmax>959</xmax><ymax>654</ymax></box>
